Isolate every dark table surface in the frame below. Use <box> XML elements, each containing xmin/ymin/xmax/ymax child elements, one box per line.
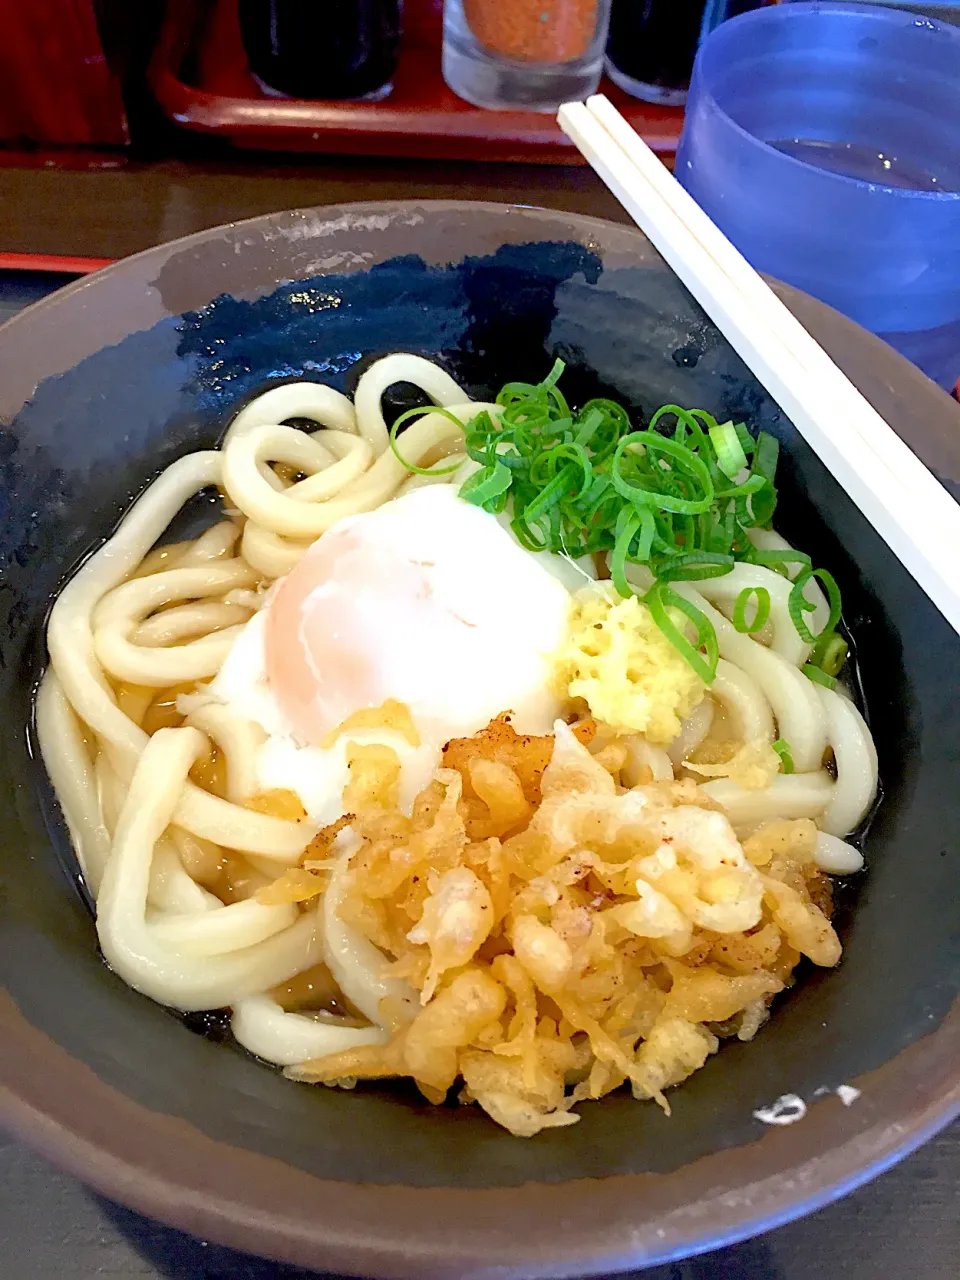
<box><xmin>0</xmin><ymin>152</ymin><xmax>956</xmax><ymax>1279</ymax></box>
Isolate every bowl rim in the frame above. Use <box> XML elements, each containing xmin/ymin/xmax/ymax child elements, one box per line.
<box><xmin>1</xmin><ymin>199</ymin><xmax>958</xmax><ymax>1278</ymax></box>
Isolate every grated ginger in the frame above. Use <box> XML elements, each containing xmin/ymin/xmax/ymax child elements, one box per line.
<box><xmin>553</xmin><ymin>585</ymin><xmax>705</xmax><ymax>745</ymax></box>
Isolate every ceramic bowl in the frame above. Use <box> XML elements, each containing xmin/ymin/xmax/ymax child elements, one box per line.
<box><xmin>1</xmin><ymin>202</ymin><xmax>957</xmax><ymax>1278</ymax></box>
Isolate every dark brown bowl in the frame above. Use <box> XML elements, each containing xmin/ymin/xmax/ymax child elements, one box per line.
<box><xmin>0</xmin><ymin>202</ymin><xmax>958</xmax><ymax>1279</ymax></box>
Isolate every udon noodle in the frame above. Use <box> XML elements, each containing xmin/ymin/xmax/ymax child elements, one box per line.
<box><xmin>37</xmin><ymin>353</ymin><xmax>878</xmax><ymax>1135</ymax></box>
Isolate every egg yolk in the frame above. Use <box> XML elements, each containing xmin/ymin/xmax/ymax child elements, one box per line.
<box><xmin>266</xmin><ymin>519</ymin><xmax>470</xmax><ymax>746</ymax></box>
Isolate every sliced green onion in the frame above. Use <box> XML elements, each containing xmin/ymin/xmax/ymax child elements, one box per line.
<box><xmin>789</xmin><ymin>567</ymin><xmax>843</xmax><ymax>643</ymax></box>
<box><xmin>450</xmin><ymin>364</ymin><xmax>842</xmax><ymax>677</ymax></box>
<box><xmin>649</xmin><ymin>404</ymin><xmax>708</xmax><ymax>441</ymax></box>
<box><xmin>752</xmin><ymin>432</ymin><xmax>780</xmax><ymax>481</ymax></box>
<box><xmin>771</xmin><ymin>738</ymin><xmax>794</xmax><ymax>774</ymax></box>
<box><xmin>459</xmin><ymin>460</ymin><xmax>512</xmax><ymax>508</ymax></box>
<box><xmin>541</xmin><ymin>357</ymin><xmax>565</xmax><ymax>390</ymax></box>
<box><xmin>654</xmin><ymin>552</ymin><xmax>735</xmax><ymax>583</ymax></box>
<box><xmin>611</xmin><ymin>509</ymin><xmax>641</xmax><ymax>599</ymax></box>
<box><xmin>645</xmin><ymin>583</ymin><xmax>719</xmax><ymax>683</ymax></box>
<box><xmin>388</xmin><ymin>404</ymin><xmax>466</xmax><ymax>476</ymax></box>
<box><xmin>803</xmin><ymin>663</ymin><xmax>838</xmax><ymax>689</ymax></box>
<box><xmin>746</xmin><ymin>433</ymin><xmax>780</xmax><ymax>526</ymax></box>
<box><xmin>733</xmin><ymin>586</ymin><xmax>771</xmax><ymax>633</ymax></box>
<box><xmin>733</xmin><ymin>422</ymin><xmax>755</xmax><ymax>455</ymax></box>
<box><xmin>744</xmin><ymin>547</ymin><xmax>812</xmax><ymax>574</ymax></box>
<box><xmin>509</xmin><ymin>514</ymin><xmax>548</xmax><ymax>553</ymax></box>
<box><xmin>709</xmin><ymin>420</ymin><xmax>748</xmax><ymax>479</ymax></box>
<box><xmin>811</xmin><ymin>630</ymin><xmax>848</xmax><ymax>678</ymax></box>
<box><xmin>714</xmin><ymin>473</ymin><xmax>767</xmax><ymax>501</ymax></box>
<box><xmin>611</xmin><ymin>430</ymin><xmax>715</xmax><ymax>514</ymax></box>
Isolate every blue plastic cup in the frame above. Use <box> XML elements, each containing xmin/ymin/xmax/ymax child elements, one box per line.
<box><xmin>676</xmin><ymin>2</ymin><xmax>960</xmax><ymax>389</ymax></box>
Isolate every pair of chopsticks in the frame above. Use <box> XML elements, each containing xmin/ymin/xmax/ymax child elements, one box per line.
<box><xmin>558</xmin><ymin>95</ymin><xmax>960</xmax><ymax>639</ymax></box>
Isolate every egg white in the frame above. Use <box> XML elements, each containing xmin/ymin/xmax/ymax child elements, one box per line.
<box><xmin>208</xmin><ymin>609</ymin><xmax>435</xmax><ymax>824</ymax></box>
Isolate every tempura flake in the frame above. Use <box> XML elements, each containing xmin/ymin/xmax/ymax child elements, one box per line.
<box><xmin>287</xmin><ymin>720</ymin><xmax>840</xmax><ymax>1136</ymax></box>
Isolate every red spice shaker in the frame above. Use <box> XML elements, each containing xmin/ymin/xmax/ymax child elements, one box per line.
<box><xmin>442</xmin><ymin>0</ymin><xmax>614</xmax><ymax>111</ymax></box>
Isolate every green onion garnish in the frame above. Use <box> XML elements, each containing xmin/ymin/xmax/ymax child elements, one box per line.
<box><xmin>733</xmin><ymin>586</ymin><xmax>771</xmax><ymax>634</ymax></box>
<box><xmin>709</xmin><ymin>419</ymin><xmax>748</xmax><ymax>479</ymax></box>
<box><xmin>388</xmin><ymin>362</ymin><xmax>844</xmax><ymax>681</ymax></box>
<box><xmin>388</xmin><ymin>404</ymin><xmax>465</xmax><ymax>476</ymax></box>
<box><xmin>811</xmin><ymin>630</ymin><xmax>848</xmax><ymax>678</ymax></box>
<box><xmin>459</xmin><ymin>460</ymin><xmax>511</xmax><ymax>508</ymax></box>
<box><xmin>744</xmin><ymin>547</ymin><xmax>811</xmax><ymax>575</ymax></box>
<box><xmin>803</xmin><ymin>663</ymin><xmax>838</xmax><ymax>690</ymax></box>
<box><xmin>771</xmin><ymin>738</ymin><xmax>794</xmax><ymax>773</ymax></box>
<box><xmin>789</xmin><ymin>567</ymin><xmax>842</xmax><ymax>643</ymax></box>
<box><xmin>645</xmin><ymin>582</ymin><xmax>719</xmax><ymax>683</ymax></box>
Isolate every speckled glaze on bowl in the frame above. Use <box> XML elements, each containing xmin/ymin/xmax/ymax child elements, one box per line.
<box><xmin>0</xmin><ymin>203</ymin><xmax>958</xmax><ymax>1280</ymax></box>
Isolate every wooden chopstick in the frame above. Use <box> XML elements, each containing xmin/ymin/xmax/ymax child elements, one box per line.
<box><xmin>557</xmin><ymin>96</ymin><xmax>960</xmax><ymax>638</ymax></box>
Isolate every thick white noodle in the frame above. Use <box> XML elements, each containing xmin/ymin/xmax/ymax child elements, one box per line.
<box><xmin>96</xmin><ymin>727</ymin><xmax>323</xmax><ymax>1010</ymax></box>
<box><xmin>673</xmin><ymin>584</ymin><xmax>828</xmax><ymax>772</ymax></box>
<box><xmin>710</xmin><ymin>658</ymin><xmax>775</xmax><ymax>743</ymax></box>
<box><xmin>47</xmin><ymin>452</ymin><xmax>223</xmax><ymax>763</ymax></box>
<box><xmin>168</xmin><ymin>825</ymin><xmax>224</xmax><ymax>885</ymax></box>
<box><xmin>322</xmin><ymin>833</ymin><xmax>418</xmax><ymax>1027</ymax></box>
<box><xmin>815</xmin><ymin>830</ymin><xmax>865</xmax><ymax>874</ymax></box>
<box><xmin>94</xmin><ymin>748</ymin><xmax>123</xmax><ymax>834</ymax></box>
<box><xmin>222</xmin><ymin>381</ymin><xmax>358</xmax><ymax>445</ymax></box>
<box><xmin>240</xmin><ymin>522</ymin><xmax>312</xmax><ymax>577</ymax></box>
<box><xmin>95</xmin><ymin>741</ymin><xmax>216</xmax><ymax>913</ymax></box>
<box><xmin>816</xmin><ymin>685</ymin><xmax>878</xmax><ymax>836</ymax></box>
<box><xmin>231</xmin><ymin>995</ymin><xmax>387</xmax><ymax>1067</ymax></box>
<box><xmin>698</xmin><ymin>771</ymin><xmax>834</xmax><ymax>836</ymax></box>
<box><xmin>35</xmin><ymin>671</ymin><xmax>110</xmax><ymax>891</ymax></box>
<box><xmin>622</xmin><ymin>736</ymin><xmax>675</xmax><ymax>785</ymax></box>
<box><xmin>182</xmin><ymin>701</ymin><xmax>266</xmax><ymax>804</ymax></box>
<box><xmin>177</xmin><ymin>520</ymin><xmax>241</xmax><ymax>565</ymax></box>
<box><xmin>667</xmin><ymin>696</ymin><xmax>715</xmax><ymax>765</ymax></box>
<box><xmin>222</xmin><ymin>587</ymin><xmax>266</xmax><ymax>612</ymax></box>
<box><xmin>147</xmin><ymin>838</ymin><xmax>219</xmax><ymax>914</ymax></box>
<box><xmin>352</xmin><ymin>353</ymin><xmax>468</xmax><ymax>455</ymax></box>
<box><xmin>172</xmin><ymin>787</ymin><xmax>310</xmax><ymax>860</ymax></box>
<box><xmin>130</xmin><ymin>521</ymin><xmax>241</xmax><ymax>581</ymax></box>
<box><xmin>148</xmin><ymin>895</ymin><xmax>298</xmax><ymax>958</ymax></box>
<box><xmin>223</xmin><ymin>406</ymin><xmax>472</xmax><ymax>539</ymax></box>
<box><xmin>92</xmin><ymin>563</ymin><xmax>257</xmax><ymax>686</ymax></box>
<box><xmin>222</xmin><ymin>425</ymin><xmax>374</xmax><ymax>537</ymax></box>
<box><xmin>133</xmin><ymin>601</ymin><xmax>251</xmax><ymax>647</ymax></box>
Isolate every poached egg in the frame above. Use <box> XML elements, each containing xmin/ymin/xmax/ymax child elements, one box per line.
<box><xmin>209</xmin><ymin>484</ymin><xmax>574</xmax><ymax>824</ymax></box>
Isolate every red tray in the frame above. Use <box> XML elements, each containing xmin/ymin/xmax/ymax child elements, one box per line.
<box><xmin>149</xmin><ymin>0</ymin><xmax>685</xmax><ymax>164</ymax></box>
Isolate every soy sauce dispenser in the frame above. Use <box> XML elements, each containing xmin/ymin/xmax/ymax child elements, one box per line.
<box><xmin>239</xmin><ymin>0</ymin><xmax>403</xmax><ymax>101</ymax></box>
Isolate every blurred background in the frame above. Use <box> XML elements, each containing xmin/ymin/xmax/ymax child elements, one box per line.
<box><xmin>1</xmin><ymin>1</ymin><xmax>958</xmax><ymax>389</ymax></box>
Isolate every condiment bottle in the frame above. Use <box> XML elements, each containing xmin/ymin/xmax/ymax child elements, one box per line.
<box><xmin>239</xmin><ymin>0</ymin><xmax>402</xmax><ymax>101</ymax></box>
<box><xmin>606</xmin><ymin>0</ymin><xmax>765</xmax><ymax>106</ymax></box>
<box><xmin>442</xmin><ymin>0</ymin><xmax>614</xmax><ymax>111</ymax></box>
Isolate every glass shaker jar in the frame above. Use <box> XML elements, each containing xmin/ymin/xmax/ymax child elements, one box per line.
<box><xmin>239</xmin><ymin>0</ymin><xmax>403</xmax><ymax>101</ymax></box>
<box><xmin>442</xmin><ymin>0</ymin><xmax>614</xmax><ymax>111</ymax></box>
<box><xmin>605</xmin><ymin>1</ymin><xmax>764</xmax><ymax>107</ymax></box>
